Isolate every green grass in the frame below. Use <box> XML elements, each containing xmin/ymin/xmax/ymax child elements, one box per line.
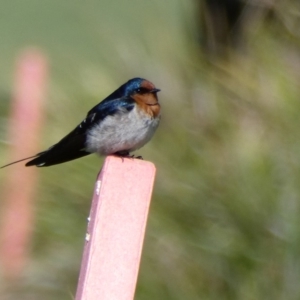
<box><xmin>1</xmin><ymin>1</ymin><xmax>300</xmax><ymax>299</ymax></box>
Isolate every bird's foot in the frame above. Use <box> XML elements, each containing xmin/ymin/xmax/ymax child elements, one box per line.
<box><xmin>114</xmin><ymin>150</ymin><xmax>130</xmax><ymax>157</ymax></box>
<box><xmin>113</xmin><ymin>151</ymin><xmax>143</xmax><ymax>160</ymax></box>
<box><xmin>134</xmin><ymin>155</ymin><xmax>143</xmax><ymax>160</ymax></box>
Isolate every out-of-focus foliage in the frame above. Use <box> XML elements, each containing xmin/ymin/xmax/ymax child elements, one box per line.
<box><xmin>1</xmin><ymin>0</ymin><xmax>300</xmax><ymax>299</ymax></box>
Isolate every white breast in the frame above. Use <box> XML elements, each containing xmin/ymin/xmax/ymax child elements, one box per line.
<box><xmin>86</xmin><ymin>106</ymin><xmax>160</xmax><ymax>155</ymax></box>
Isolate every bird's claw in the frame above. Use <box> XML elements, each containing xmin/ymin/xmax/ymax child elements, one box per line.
<box><xmin>113</xmin><ymin>151</ymin><xmax>143</xmax><ymax>160</ymax></box>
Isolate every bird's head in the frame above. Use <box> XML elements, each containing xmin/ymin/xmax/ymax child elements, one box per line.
<box><xmin>127</xmin><ymin>78</ymin><xmax>161</xmax><ymax>118</ymax></box>
<box><xmin>123</xmin><ymin>78</ymin><xmax>161</xmax><ymax>98</ymax></box>
<box><xmin>103</xmin><ymin>78</ymin><xmax>160</xmax><ymax>103</ymax></box>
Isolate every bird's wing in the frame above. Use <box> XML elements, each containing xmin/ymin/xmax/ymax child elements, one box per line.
<box><xmin>26</xmin><ymin>97</ymin><xmax>135</xmax><ymax>167</ymax></box>
<box><xmin>87</xmin><ymin>96</ymin><xmax>135</xmax><ymax>117</ymax></box>
<box><xmin>25</xmin><ymin>127</ymin><xmax>90</xmax><ymax>167</ymax></box>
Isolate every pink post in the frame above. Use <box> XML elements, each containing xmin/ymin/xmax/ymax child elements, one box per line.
<box><xmin>76</xmin><ymin>156</ymin><xmax>156</xmax><ymax>300</ymax></box>
<box><xmin>0</xmin><ymin>50</ymin><xmax>47</xmax><ymax>280</ymax></box>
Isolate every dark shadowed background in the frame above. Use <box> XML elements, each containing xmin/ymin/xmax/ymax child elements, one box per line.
<box><xmin>1</xmin><ymin>0</ymin><xmax>300</xmax><ymax>299</ymax></box>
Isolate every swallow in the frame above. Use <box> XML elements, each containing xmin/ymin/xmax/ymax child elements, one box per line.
<box><xmin>1</xmin><ymin>77</ymin><xmax>161</xmax><ymax>168</ymax></box>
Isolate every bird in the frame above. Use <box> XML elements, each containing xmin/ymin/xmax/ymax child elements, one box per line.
<box><xmin>1</xmin><ymin>77</ymin><xmax>161</xmax><ymax>168</ymax></box>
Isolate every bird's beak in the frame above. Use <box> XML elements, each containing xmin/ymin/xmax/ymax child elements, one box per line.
<box><xmin>151</xmin><ymin>88</ymin><xmax>161</xmax><ymax>93</ymax></box>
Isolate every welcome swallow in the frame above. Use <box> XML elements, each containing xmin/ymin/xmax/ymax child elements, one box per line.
<box><xmin>1</xmin><ymin>77</ymin><xmax>161</xmax><ymax>168</ymax></box>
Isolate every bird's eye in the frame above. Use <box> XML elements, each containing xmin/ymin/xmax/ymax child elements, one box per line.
<box><xmin>136</xmin><ymin>87</ymin><xmax>149</xmax><ymax>94</ymax></box>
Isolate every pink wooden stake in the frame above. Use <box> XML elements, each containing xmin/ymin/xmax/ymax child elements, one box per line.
<box><xmin>76</xmin><ymin>156</ymin><xmax>156</xmax><ymax>300</ymax></box>
<box><xmin>0</xmin><ymin>50</ymin><xmax>47</xmax><ymax>280</ymax></box>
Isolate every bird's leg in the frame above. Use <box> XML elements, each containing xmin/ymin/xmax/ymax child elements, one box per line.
<box><xmin>113</xmin><ymin>151</ymin><xmax>143</xmax><ymax>160</ymax></box>
<box><xmin>114</xmin><ymin>150</ymin><xmax>130</xmax><ymax>157</ymax></box>
<box><xmin>134</xmin><ymin>155</ymin><xmax>143</xmax><ymax>160</ymax></box>
<box><xmin>114</xmin><ymin>150</ymin><xmax>130</xmax><ymax>162</ymax></box>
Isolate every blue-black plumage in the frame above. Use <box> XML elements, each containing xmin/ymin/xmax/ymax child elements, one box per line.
<box><xmin>1</xmin><ymin>78</ymin><xmax>161</xmax><ymax>168</ymax></box>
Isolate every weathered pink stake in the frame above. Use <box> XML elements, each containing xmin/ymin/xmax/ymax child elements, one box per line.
<box><xmin>76</xmin><ymin>156</ymin><xmax>156</xmax><ymax>300</ymax></box>
<box><xmin>0</xmin><ymin>50</ymin><xmax>47</xmax><ymax>280</ymax></box>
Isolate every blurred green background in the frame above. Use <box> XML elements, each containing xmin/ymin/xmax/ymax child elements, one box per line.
<box><xmin>1</xmin><ymin>0</ymin><xmax>300</xmax><ymax>299</ymax></box>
